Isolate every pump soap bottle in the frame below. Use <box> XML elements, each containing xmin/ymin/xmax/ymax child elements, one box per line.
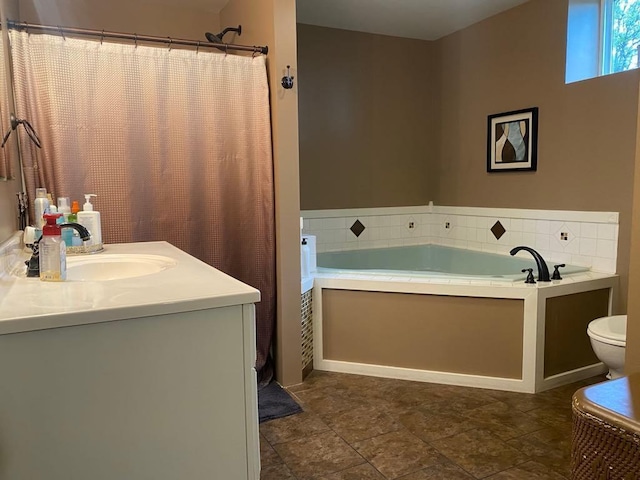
<box><xmin>40</xmin><ymin>213</ymin><xmax>66</xmax><ymax>282</ymax></box>
<box><xmin>77</xmin><ymin>194</ymin><xmax>102</xmax><ymax>250</ymax></box>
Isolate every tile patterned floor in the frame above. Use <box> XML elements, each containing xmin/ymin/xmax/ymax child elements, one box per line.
<box><xmin>259</xmin><ymin>371</ymin><xmax>607</xmax><ymax>480</ymax></box>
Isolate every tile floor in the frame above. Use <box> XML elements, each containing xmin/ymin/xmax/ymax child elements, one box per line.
<box><xmin>259</xmin><ymin>371</ymin><xmax>607</xmax><ymax>480</ymax></box>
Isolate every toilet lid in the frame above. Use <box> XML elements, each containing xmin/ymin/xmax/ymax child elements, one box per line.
<box><xmin>588</xmin><ymin>315</ymin><xmax>627</xmax><ymax>345</ymax></box>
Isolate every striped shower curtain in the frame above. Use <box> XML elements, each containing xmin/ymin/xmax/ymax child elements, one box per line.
<box><xmin>11</xmin><ymin>30</ymin><xmax>276</xmax><ymax>382</ymax></box>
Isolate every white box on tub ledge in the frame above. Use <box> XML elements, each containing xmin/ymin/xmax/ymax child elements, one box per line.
<box><xmin>0</xmin><ymin>235</ymin><xmax>261</xmax><ymax>480</ymax></box>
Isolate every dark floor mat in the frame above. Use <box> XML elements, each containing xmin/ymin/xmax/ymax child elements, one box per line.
<box><xmin>258</xmin><ymin>381</ymin><xmax>303</xmax><ymax>423</ymax></box>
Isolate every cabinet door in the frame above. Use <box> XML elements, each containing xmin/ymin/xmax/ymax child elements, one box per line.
<box><xmin>243</xmin><ymin>303</ymin><xmax>260</xmax><ymax>480</ymax></box>
<box><xmin>0</xmin><ymin>307</ymin><xmax>250</xmax><ymax>480</ymax></box>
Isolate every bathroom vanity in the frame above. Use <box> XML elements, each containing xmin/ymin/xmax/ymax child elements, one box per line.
<box><xmin>0</xmin><ymin>237</ymin><xmax>261</xmax><ymax>480</ymax></box>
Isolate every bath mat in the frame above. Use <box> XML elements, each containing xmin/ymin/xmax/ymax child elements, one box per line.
<box><xmin>258</xmin><ymin>381</ymin><xmax>303</xmax><ymax>423</ymax></box>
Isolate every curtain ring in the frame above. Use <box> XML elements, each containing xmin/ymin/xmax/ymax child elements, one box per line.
<box><xmin>225</xmin><ymin>44</ymin><xmax>228</xmax><ymax>56</ymax></box>
<box><xmin>134</xmin><ymin>33</ymin><xmax>138</xmax><ymax>49</ymax></box>
<box><xmin>196</xmin><ymin>41</ymin><xmax>200</xmax><ymax>54</ymax></box>
<box><xmin>100</xmin><ymin>30</ymin><xmax>105</xmax><ymax>45</ymax></box>
<box><xmin>58</xmin><ymin>26</ymin><xmax>65</xmax><ymax>41</ymax></box>
<box><xmin>252</xmin><ymin>48</ymin><xmax>258</xmax><ymax>58</ymax></box>
<box><xmin>167</xmin><ymin>37</ymin><xmax>172</xmax><ymax>51</ymax></box>
<box><xmin>24</xmin><ymin>21</ymin><xmax>30</xmax><ymax>36</ymax></box>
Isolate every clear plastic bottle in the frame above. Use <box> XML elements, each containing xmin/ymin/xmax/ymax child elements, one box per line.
<box><xmin>57</xmin><ymin>197</ymin><xmax>73</xmax><ymax>246</ymax></box>
<box><xmin>33</xmin><ymin>188</ymin><xmax>50</xmax><ymax>229</ymax></box>
<box><xmin>68</xmin><ymin>200</ymin><xmax>82</xmax><ymax>246</ymax></box>
<box><xmin>39</xmin><ymin>213</ymin><xmax>66</xmax><ymax>282</ymax></box>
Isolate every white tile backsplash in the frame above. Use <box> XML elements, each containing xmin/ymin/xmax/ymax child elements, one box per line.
<box><xmin>536</xmin><ymin>220</ymin><xmax>551</xmax><ymax>235</ymax></box>
<box><xmin>523</xmin><ymin>219</ymin><xmax>537</xmax><ymax>233</ymax></box>
<box><xmin>597</xmin><ymin>224</ymin><xmax>616</xmax><ymax>240</ymax></box>
<box><xmin>510</xmin><ymin>218</ymin><xmax>524</xmax><ymax>232</ymax></box>
<box><xmin>302</xmin><ymin>205</ymin><xmax>620</xmax><ymax>274</ymax></box>
<box><xmin>581</xmin><ymin>223</ymin><xmax>598</xmax><ymax>239</ymax></box>
<box><xmin>579</xmin><ymin>238</ymin><xmax>597</xmax><ymax>256</ymax></box>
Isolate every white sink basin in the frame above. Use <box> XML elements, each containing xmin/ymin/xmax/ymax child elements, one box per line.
<box><xmin>66</xmin><ymin>254</ymin><xmax>177</xmax><ymax>281</ymax></box>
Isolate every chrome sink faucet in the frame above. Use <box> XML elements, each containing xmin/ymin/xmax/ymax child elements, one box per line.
<box><xmin>25</xmin><ymin>223</ymin><xmax>91</xmax><ymax>277</ymax></box>
<box><xmin>509</xmin><ymin>246</ymin><xmax>551</xmax><ymax>282</ymax></box>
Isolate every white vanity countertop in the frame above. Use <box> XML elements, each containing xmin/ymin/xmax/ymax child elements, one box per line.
<box><xmin>0</xmin><ymin>239</ymin><xmax>260</xmax><ymax>335</ymax></box>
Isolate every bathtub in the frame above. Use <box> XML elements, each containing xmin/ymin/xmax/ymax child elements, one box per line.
<box><xmin>311</xmin><ymin>244</ymin><xmax>617</xmax><ymax>393</ymax></box>
<box><xmin>317</xmin><ymin>244</ymin><xmax>589</xmax><ymax>281</ymax></box>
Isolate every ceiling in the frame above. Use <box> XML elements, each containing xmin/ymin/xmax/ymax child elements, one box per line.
<box><xmin>295</xmin><ymin>0</ymin><xmax>531</xmax><ymax>41</ymax></box>
<box><xmin>147</xmin><ymin>0</ymin><xmax>229</xmax><ymax>13</ymax></box>
<box><xmin>145</xmin><ymin>0</ymin><xmax>530</xmax><ymax>41</ymax></box>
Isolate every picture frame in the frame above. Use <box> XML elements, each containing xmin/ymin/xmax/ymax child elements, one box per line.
<box><xmin>487</xmin><ymin>107</ymin><xmax>538</xmax><ymax>172</ymax></box>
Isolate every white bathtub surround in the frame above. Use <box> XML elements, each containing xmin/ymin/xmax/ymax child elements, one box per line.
<box><xmin>302</xmin><ymin>204</ymin><xmax>620</xmax><ymax>274</ymax></box>
<box><xmin>312</xmin><ymin>270</ymin><xmax>616</xmax><ymax>393</ymax></box>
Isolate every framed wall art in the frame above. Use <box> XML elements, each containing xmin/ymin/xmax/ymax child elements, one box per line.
<box><xmin>487</xmin><ymin>107</ymin><xmax>538</xmax><ymax>172</ymax></box>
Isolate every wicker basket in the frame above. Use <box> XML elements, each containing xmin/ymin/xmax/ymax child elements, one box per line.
<box><xmin>571</xmin><ymin>376</ymin><xmax>640</xmax><ymax>480</ymax></box>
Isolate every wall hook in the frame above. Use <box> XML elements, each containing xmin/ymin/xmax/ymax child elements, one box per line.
<box><xmin>281</xmin><ymin>65</ymin><xmax>294</xmax><ymax>89</ymax></box>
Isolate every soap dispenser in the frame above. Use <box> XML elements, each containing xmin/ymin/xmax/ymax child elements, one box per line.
<box><xmin>77</xmin><ymin>194</ymin><xmax>102</xmax><ymax>249</ymax></box>
<box><xmin>39</xmin><ymin>213</ymin><xmax>66</xmax><ymax>282</ymax></box>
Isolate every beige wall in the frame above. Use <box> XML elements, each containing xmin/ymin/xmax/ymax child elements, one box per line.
<box><xmin>221</xmin><ymin>0</ymin><xmax>302</xmax><ymax>387</ymax></box>
<box><xmin>624</xmin><ymin>84</ymin><xmax>640</xmax><ymax>373</ymax></box>
<box><xmin>297</xmin><ymin>25</ymin><xmax>436</xmax><ymax>210</ymax></box>
<box><xmin>18</xmin><ymin>0</ymin><xmax>219</xmax><ymax>38</ymax></box>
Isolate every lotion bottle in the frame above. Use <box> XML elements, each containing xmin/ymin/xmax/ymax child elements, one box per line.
<box><xmin>77</xmin><ymin>194</ymin><xmax>102</xmax><ymax>248</ymax></box>
<box><xmin>39</xmin><ymin>213</ymin><xmax>66</xmax><ymax>282</ymax></box>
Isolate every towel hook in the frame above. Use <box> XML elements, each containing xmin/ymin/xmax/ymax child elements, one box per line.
<box><xmin>281</xmin><ymin>65</ymin><xmax>294</xmax><ymax>89</ymax></box>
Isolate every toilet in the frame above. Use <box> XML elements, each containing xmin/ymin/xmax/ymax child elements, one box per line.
<box><xmin>587</xmin><ymin>315</ymin><xmax>627</xmax><ymax>379</ymax></box>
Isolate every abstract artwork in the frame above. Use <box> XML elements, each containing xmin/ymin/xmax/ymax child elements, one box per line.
<box><xmin>487</xmin><ymin>107</ymin><xmax>538</xmax><ymax>172</ymax></box>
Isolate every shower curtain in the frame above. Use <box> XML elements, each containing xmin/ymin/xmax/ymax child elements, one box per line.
<box><xmin>10</xmin><ymin>31</ymin><xmax>276</xmax><ymax>382</ymax></box>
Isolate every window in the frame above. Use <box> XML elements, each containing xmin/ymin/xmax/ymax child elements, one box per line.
<box><xmin>602</xmin><ymin>0</ymin><xmax>640</xmax><ymax>74</ymax></box>
<box><xmin>566</xmin><ymin>0</ymin><xmax>640</xmax><ymax>83</ymax></box>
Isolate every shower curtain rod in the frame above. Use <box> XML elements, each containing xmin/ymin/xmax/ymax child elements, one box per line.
<box><xmin>5</xmin><ymin>20</ymin><xmax>269</xmax><ymax>55</ymax></box>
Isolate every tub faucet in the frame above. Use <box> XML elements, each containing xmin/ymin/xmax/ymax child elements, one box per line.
<box><xmin>509</xmin><ymin>246</ymin><xmax>551</xmax><ymax>282</ymax></box>
<box><xmin>25</xmin><ymin>223</ymin><xmax>91</xmax><ymax>277</ymax></box>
